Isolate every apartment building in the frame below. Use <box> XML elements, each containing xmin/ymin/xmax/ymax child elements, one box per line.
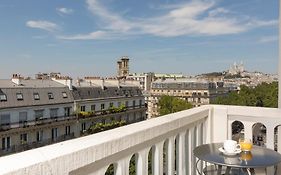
<box><xmin>73</xmin><ymin>77</ymin><xmax>146</xmax><ymax>134</ymax></box>
<box><xmin>0</xmin><ymin>75</ymin><xmax>75</xmax><ymax>154</ymax></box>
<box><xmin>0</xmin><ymin>75</ymin><xmax>146</xmax><ymax>156</ymax></box>
<box><xmin>147</xmin><ymin>79</ymin><xmax>217</xmax><ymax>118</ymax></box>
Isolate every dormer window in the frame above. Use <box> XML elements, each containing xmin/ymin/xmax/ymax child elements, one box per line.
<box><xmin>34</xmin><ymin>93</ymin><xmax>40</xmax><ymax>100</ymax></box>
<box><xmin>0</xmin><ymin>94</ymin><xmax>7</xmax><ymax>101</ymax></box>
<box><xmin>62</xmin><ymin>92</ymin><xmax>68</xmax><ymax>98</ymax></box>
<box><xmin>16</xmin><ymin>93</ymin><xmax>23</xmax><ymax>101</ymax></box>
<box><xmin>48</xmin><ymin>93</ymin><xmax>54</xmax><ymax>99</ymax></box>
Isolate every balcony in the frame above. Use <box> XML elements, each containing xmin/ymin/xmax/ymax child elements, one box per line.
<box><xmin>0</xmin><ymin>105</ymin><xmax>280</xmax><ymax>174</ymax></box>
<box><xmin>0</xmin><ymin>105</ymin><xmax>146</xmax><ymax>133</ymax></box>
<box><xmin>0</xmin><ymin>115</ymin><xmax>77</xmax><ymax>134</ymax></box>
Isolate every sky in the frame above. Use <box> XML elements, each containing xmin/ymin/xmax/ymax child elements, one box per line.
<box><xmin>0</xmin><ymin>0</ymin><xmax>279</xmax><ymax>78</ymax></box>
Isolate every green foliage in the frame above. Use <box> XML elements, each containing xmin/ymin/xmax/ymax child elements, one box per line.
<box><xmin>77</xmin><ymin>111</ymin><xmax>95</xmax><ymax>118</ymax></box>
<box><xmin>224</xmin><ymin>74</ymin><xmax>243</xmax><ymax>79</ymax></box>
<box><xmin>108</xmin><ymin>105</ymin><xmax>127</xmax><ymax>113</ymax></box>
<box><xmin>212</xmin><ymin>82</ymin><xmax>278</xmax><ymax>108</ymax></box>
<box><xmin>88</xmin><ymin>120</ymin><xmax>127</xmax><ymax>134</ymax></box>
<box><xmin>158</xmin><ymin>95</ymin><xmax>193</xmax><ymax>116</ymax></box>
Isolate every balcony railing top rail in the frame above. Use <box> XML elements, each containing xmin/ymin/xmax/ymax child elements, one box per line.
<box><xmin>0</xmin><ymin>105</ymin><xmax>210</xmax><ymax>175</ymax></box>
<box><xmin>1</xmin><ymin>105</ymin><xmax>281</xmax><ymax>175</ymax></box>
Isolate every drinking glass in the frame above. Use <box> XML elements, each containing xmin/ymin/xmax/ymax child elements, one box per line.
<box><xmin>239</xmin><ymin>138</ymin><xmax>252</xmax><ymax>152</ymax></box>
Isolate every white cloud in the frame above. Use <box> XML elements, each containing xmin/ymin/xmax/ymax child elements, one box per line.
<box><xmin>26</xmin><ymin>20</ymin><xmax>59</xmax><ymax>32</ymax></box>
<box><xmin>86</xmin><ymin>0</ymin><xmax>133</xmax><ymax>32</ymax></box>
<box><xmin>57</xmin><ymin>7</ymin><xmax>73</xmax><ymax>15</ymax></box>
<box><xmin>209</xmin><ymin>8</ymin><xmax>229</xmax><ymax>17</ymax></box>
<box><xmin>259</xmin><ymin>35</ymin><xmax>278</xmax><ymax>43</ymax></box>
<box><xmin>58</xmin><ymin>0</ymin><xmax>277</xmax><ymax>40</ymax></box>
<box><xmin>58</xmin><ymin>31</ymin><xmax>108</xmax><ymax>40</ymax></box>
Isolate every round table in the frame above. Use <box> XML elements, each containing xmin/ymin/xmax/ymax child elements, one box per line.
<box><xmin>193</xmin><ymin>143</ymin><xmax>281</xmax><ymax>175</ymax></box>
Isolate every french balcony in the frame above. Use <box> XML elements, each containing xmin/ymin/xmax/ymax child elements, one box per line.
<box><xmin>0</xmin><ymin>105</ymin><xmax>146</xmax><ymax>133</ymax></box>
<box><xmin>0</xmin><ymin>105</ymin><xmax>280</xmax><ymax>174</ymax></box>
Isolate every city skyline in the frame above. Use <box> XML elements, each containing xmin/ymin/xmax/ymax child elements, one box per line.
<box><xmin>0</xmin><ymin>0</ymin><xmax>278</xmax><ymax>78</ymax></box>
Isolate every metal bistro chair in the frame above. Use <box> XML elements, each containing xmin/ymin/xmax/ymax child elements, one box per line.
<box><xmin>201</xmin><ymin>164</ymin><xmax>248</xmax><ymax>175</ymax></box>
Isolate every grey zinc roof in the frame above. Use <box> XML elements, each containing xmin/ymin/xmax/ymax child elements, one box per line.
<box><xmin>0</xmin><ymin>79</ymin><xmax>74</xmax><ymax>109</ymax></box>
<box><xmin>72</xmin><ymin>86</ymin><xmax>142</xmax><ymax>100</ymax></box>
<box><xmin>0</xmin><ymin>87</ymin><xmax>74</xmax><ymax>109</ymax></box>
<box><xmin>0</xmin><ymin>79</ymin><xmax>66</xmax><ymax>88</ymax></box>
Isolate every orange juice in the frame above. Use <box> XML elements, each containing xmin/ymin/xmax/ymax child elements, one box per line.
<box><xmin>239</xmin><ymin>139</ymin><xmax>252</xmax><ymax>151</ymax></box>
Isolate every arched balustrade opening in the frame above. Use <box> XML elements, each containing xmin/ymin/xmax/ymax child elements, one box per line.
<box><xmin>274</xmin><ymin>125</ymin><xmax>281</xmax><ymax>151</ymax></box>
<box><xmin>105</xmin><ymin>163</ymin><xmax>115</xmax><ymax>175</ymax></box>
<box><xmin>129</xmin><ymin>154</ymin><xmax>137</xmax><ymax>175</ymax></box>
<box><xmin>163</xmin><ymin>139</ymin><xmax>169</xmax><ymax>175</ymax></box>
<box><xmin>231</xmin><ymin>120</ymin><xmax>244</xmax><ymax>142</ymax></box>
<box><xmin>148</xmin><ymin>146</ymin><xmax>154</xmax><ymax>175</ymax></box>
<box><xmin>175</xmin><ymin>135</ymin><xmax>179</xmax><ymax>174</ymax></box>
<box><xmin>252</xmin><ymin>123</ymin><xmax>267</xmax><ymax>147</ymax></box>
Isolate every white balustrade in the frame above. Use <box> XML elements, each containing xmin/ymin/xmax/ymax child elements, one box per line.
<box><xmin>1</xmin><ymin>105</ymin><xmax>281</xmax><ymax>175</ymax></box>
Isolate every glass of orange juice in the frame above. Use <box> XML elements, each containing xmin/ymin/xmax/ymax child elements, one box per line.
<box><xmin>239</xmin><ymin>138</ymin><xmax>253</xmax><ymax>152</ymax></box>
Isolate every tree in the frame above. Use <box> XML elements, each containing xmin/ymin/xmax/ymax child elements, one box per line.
<box><xmin>212</xmin><ymin>82</ymin><xmax>278</xmax><ymax>108</ymax></box>
<box><xmin>158</xmin><ymin>95</ymin><xmax>193</xmax><ymax>116</ymax></box>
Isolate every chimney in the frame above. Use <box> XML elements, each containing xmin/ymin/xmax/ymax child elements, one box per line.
<box><xmin>101</xmin><ymin>78</ymin><xmax>105</xmax><ymax>90</ymax></box>
<box><xmin>76</xmin><ymin>79</ymin><xmax>81</xmax><ymax>86</ymax></box>
<box><xmin>66</xmin><ymin>79</ymin><xmax>73</xmax><ymax>90</ymax></box>
<box><xmin>117</xmin><ymin>79</ymin><xmax>121</xmax><ymax>89</ymax></box>
<box><xmin>11</xmin><ymin>74</ymin><xmax>23</xmax><ymax>85</ymax></box>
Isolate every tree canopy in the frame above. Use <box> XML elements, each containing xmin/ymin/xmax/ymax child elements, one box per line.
<box><xmin>158</xmin><ymin>95</ymin><xmax>193</xmax><ymax>116</ymax></box>
<box><xmin>212</xmin><ymin>82</ymin><xmax>278</xmax><ymax>108</ymax></box>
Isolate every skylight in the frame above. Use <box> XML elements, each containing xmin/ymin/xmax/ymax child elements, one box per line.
<box><xmin>16</xmin><ymin>93</ymin><xmax>23</xmax><ymax>100</ymax></box>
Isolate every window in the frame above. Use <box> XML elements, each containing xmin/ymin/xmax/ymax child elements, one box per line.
<box><xmin>91</xmin><ymin>105</ymin><xmax>95</xmax><ymax>111</ymax></box>
<box><xmin>62</xmin><ymin>92</ymin><xmax>68</xmax><ymax>98</ymax></box>
<box><xmin>101</xmin><ymin>104</ymin><xmax>105</xmax><ymax>110</ymax></box>
<box><xmin>20</xmin><ymin>133</ymin><xmax>28</xmax><ymax>144</ymax></box>
<box><xmin>51</xmin><ymin>128</ymin><xmax>58</xmax><ymax>140</ymax></box>
<box><xmin>65</xmin><ymin>126</ymin><xmax>71</xmax><ymax>135</ymax></box>
<box><xmin>33</xmin><ymin>93</ymin><xmax>40</xmax><ymax>100</ymax></box>
<box><xmin>36</xmin><ymin>130</ymin><xmax>43</xmax><ymax>142</ymax></box>
<box><xmin>125</xmin><ymin>101</ymin><xmax>129</xmax><ymax>107</ymax></box>
<box><xmin>64</xmin><ymin>107</ymin><xmax>71</xmax><ymax>116</ymax></box>
<box><xmin>19</xmin><ymin>112</ymin><xmax>27</xmax><ymax>124</ymax></box>
<box><xmin>118</xmin><ymin>102</ymin><xmax>121</xmax><ymax>107</ymax></box>
<box><xmin>81</xmin><ymin>122</ymin><xmax>86</xmax><ymax>131</ymax></box>
<box><xmin>48</xmin><ymin>92</ymin><xmax>54</xmax><ymax>99</ymax></box>
<box><xmin>2</xmin><ymin>137</ymin><xmax>10</xmax><ymax>150</ymax></box>
<box><xmin>80</xmin><ymin>106</ymin><xmax>85</xmax><ymax>112</ymax></box>
<box><xmin>0</xmin><ymin>114</ymin><xmax>10</xmax><ymax>126</ymax></box>
<box><xmin>109</xmin><ymin>102</ymin><xmax>114</xmax><ymax>108</ymax></box>
<box><xmin>139</xmin><ymin>100</ymin><xmax>142</xmax><ymax>107</ymax></box>
<box><xmin>16</xmin><ymin>93</ymin><xmax>23</xmax><ymax>100</ymax></box>
<box><xmin>34</xmin><ymin>110</ymin><xmax>44</xmax><ymax>120</ymax></box>
<box><xmin>0</xmin><ymin>94</ymin><xmax>7</xmax><ymax>102</ymax></box>
<box><xmin>133</xmin><ymin>100</ymin><xmax>136</xmax><ymax>108</ymax></box>
<box><xmin>50</xmin><ymin>108</ymin><xmax>58</xmax><ymax>118</ymax></box>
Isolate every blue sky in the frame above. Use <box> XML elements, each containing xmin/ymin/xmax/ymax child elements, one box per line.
<box><xmin>0</xmin><ymin>0</ymin><xmax>278</xmax><ymax>78</ymax></box>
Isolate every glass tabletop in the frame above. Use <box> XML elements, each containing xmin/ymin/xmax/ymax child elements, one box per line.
<box><xmin>193</xmin><ymin>143</ymin><xmax>281</xmax><ymax>168</ymax></box>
